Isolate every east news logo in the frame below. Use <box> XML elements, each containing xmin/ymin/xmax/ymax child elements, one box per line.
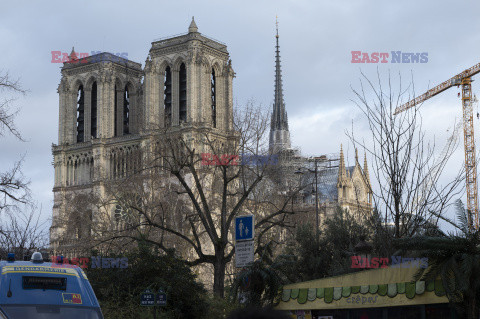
<box><xmin>351</xmin><ymin>51</ymin><xmax>428</xmax><ymax>63</ymax></box>
<box><xmin>351</xmin><ymin>256</ymin><xmax>428</xmax><ymax>269</ymax></box>
<box><xmin>51</xmin><ymin>256</ymin><xmax>128</xmax><ymax>269</ymax></box>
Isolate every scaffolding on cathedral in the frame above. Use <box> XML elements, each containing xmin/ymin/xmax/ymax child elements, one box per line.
<box><xmin>297</xmin><ymin>153</ymin><xmax>340</xmax><ymax>205</ymax></box>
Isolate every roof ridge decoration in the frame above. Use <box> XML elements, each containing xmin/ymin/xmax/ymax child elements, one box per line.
<box><xmin>188</xmin><ymin>16</ymin><xmax>198</xmax><ymax>33</ymax></box>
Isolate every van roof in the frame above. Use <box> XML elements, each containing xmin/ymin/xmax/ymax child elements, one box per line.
<box><xmin>0</xmin><ymin>260</ymin><xmax>100</xmax><ymax>308</ymax></box>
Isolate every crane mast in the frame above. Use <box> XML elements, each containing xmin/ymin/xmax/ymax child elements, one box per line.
<box><xmin>461</xmin><ymin>78</ymin><xmax>479</xmax><ymax>229</ymax></box>
<box><xmin>394</xmin><ymin>65</ymin><xmax>480</xmax><ymax>230</ymax></box>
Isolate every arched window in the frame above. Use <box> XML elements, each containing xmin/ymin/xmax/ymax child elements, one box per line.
<box><xmin>114</xmin><ymin>204</ymin><xmax>122</xmax><ymax>224</ymax></box>
<box><xmin>76</xmin><ymin>224</ymin><xmax>82</xmax><ymax>239</ymax></box>
<box><xmin>179</xmin><ymin>63</ymin><xmax>187</xmax><ymax>123</ymax></box>
<box><xmin>114</xmin><ymin>84</ymin><xmax>118</xmax><ymax>136</ymax></box>
<box><xmin>123</xmin><ymin>85</ymin><xmax>130</xmax><ymax>135</ymax></box>
<box><xmin>164</xmin><ymin>66</ymin><xmax>172</xmax><ymax>127</ymax></box>
<box><xmin>211</xmin><ymin>68</ymin><xmax>216</xmax><ymax>128</ymax></box>
<box><xmin>91</xmin><ymin>82</ymin><xmax>97</xmax><ymax>138</ymax></box>
<box><xmin>76</xmin><ymin>85</ymin><xmax>85</xmax><ymax>143</ymax></box>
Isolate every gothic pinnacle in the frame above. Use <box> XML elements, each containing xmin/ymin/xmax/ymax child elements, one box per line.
<box><xmin>69</xmin><ymin>47</ymin><xmax>77</xmax><ymax>60</ymax></box>
<box><xmin>364</xmin><ymin>152</ymin><xmax>371</xmax><ymax>185</ymax></box>
<box><xmin>338</xmin><ymin>144</ymin><xmax>347</xmax><ymax>181</ymax></box>
<box><xmin>188</xmin><ymin>16</ymin><xmax>198</xmax><ymax>33</ymax></box>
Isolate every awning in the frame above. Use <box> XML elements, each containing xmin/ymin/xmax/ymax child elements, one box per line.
<box><xmin>276</xmin><ymin>265</ymin><xmax>449</xmax><ymax>310</ymax></box>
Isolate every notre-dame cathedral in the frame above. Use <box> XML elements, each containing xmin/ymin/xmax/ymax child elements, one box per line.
<box><xmin>50</xmin><ymin>18</ymin><xmax>371</xmax><ymax>254</ymax></box>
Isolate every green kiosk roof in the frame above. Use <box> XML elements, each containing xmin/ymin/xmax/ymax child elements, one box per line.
<box><xmin>276</xmin><ymin>265</ymin><xmax>448</xmax><ymax>311</ymax></box>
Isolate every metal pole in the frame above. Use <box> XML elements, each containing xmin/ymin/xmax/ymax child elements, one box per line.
<box><xmin>315</xmin><ymin>159</ymin><xmax>319</xmax><ymax>239</ymax></box>
<box><xmin>291</xmin><ymin>185</ymin><xmax>294</xmax><ymax>212</ymax></box>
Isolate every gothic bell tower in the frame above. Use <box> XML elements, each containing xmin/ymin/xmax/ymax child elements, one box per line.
<box><xmin>143</xmin><ymin>17</ymin><xmax>235</xmax><ymax>134</ymax></box>
<box><xmin>57</xmin><ymin>50</ymin><xmax>143</xmax><ymax>144</ymax></box>
<box><xmin>51</xmin><ymin>19</ymin><xmax>236</xmax><ymax>254</ymax></box>
<box><xmin>51</xmin><ymin>49</ymin><xmax>143</xmax><ymax>252</ymax></box>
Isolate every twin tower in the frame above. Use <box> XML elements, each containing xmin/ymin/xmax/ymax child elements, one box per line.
<box><xmin>51</xmin><ymin>18</ymin><xmax>235</xmax><ymax>252</ymax></box>
<box><xmin>56</xmin><ymin>18</ymin><xmax>234</xmax><ymax>145</ymax></box>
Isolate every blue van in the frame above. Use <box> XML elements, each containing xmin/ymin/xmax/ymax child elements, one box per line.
<box><xmin>0</xmin><ymin>252</ymin><xmax>103</xmax><ymax>318</ymax></box>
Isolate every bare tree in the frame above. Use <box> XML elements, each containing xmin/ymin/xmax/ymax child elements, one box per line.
<box><xmin>349</xmin><ymin>71</ymin><xmax>464</xmax><ymax>238</ymax></box>
<box><xmin>0</xmin><ymin>205</ymin><xmax>49</xmax><ymax>260</ymax></box>
<box><xmin>87</xmin><ymin>102</ymin><xmax>302</xmax><ymax>297</ymax></box>
<box><xmin>0</xmin><ymin>71</ymin><xmax>30</xmax><ymax>211</ymax></box>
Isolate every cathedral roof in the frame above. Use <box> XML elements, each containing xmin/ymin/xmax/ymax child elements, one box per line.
<box><xmin>151</xmin><ymin>18</ymin><xmax>228</xmax><ymax>54</ymax></box>
<box><xmin>61</xmin><ymin>52</ymin><xmax>142</xmax><ymax>72</ymax></box>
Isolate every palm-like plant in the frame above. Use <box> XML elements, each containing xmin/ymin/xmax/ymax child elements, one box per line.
<box><xmin>230</xmin><ymin>242</ymin><xmax>284</xmax><ymax>307</ymax></box>
<box><xmin>394</xmin><ymin>200</ymin><xmax>480</xmax><ymax>319</ymax></box>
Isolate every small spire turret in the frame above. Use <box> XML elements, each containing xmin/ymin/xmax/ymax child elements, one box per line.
<box><xmin>69</xmin><ymin>47</ymin><xmax>78</xmax><ymax>61</ymax></box>
<box><xmin>364</xmin><ymin>152</ymin><xmax>371</xmax><ymax>186</ymax></box>
<box><xmin>188</xmin><ymin>17</ymin><xmax>198</xmax><ymax>33</ymax></box>
<box><xmin>338</xmin><ymin>144</ymin><xmax>348</xmax><ymax>187</ymax></box>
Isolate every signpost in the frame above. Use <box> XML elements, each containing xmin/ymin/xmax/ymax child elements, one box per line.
<box><xmin>235</xmin><ymin>215</ymin><xmax>254</xmax><ymax>241</ymax></box>
<box><xmin>140</xmin><ymin>289</ymin><xmax>155</xmax><ymax>306</ymax></box>
<box><xmin>235</xmin><ymin>240</ymin><xmax>254</xmax><ymax>267</ymax></box>
<box><xmin>235</xmin><ymin>215</ymin><xmax>254</xmax><ymax>268</ymax></box>
<box><xmin>156</xmin><ymin>288</ymin><xmax>167</xmax><ymax>306</ymax></box>
<box><xmin>141</xmin><ymin>288</ymin><xmax>167</xmax><ymax>319</ymax></box>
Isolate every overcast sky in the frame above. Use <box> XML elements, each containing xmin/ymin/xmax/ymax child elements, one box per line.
<box><xmin>2</xmin><ymin>0</ymin><xmax>480</xmax><ymax>232</ymax></box>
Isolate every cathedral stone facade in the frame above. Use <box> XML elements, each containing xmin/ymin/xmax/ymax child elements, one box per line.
<box><xmin>50</xmin><ymin>18</ymin><xmax>372</xmax><ymax>254</ymax></box>
<box><xmin>50</xmin><ymin>18</ymin><xmax>235</xmax><ymax>253</ymax></box>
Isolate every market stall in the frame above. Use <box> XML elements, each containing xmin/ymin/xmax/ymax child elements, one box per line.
<box><xmin>276</xmin><ymin>265</ymin><xmax>455</xmax><ymax>319</ymax></box>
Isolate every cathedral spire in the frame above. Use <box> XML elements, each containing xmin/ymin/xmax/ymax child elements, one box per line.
<box><xmin>272</xmin><ymin>17</ymin><xmax>288</xmax><ymax>132</ymax></box>
<box><xmin>269</xmin><ymin>17</ymin><xmax>291</xmax><ymax>154</ymax></box>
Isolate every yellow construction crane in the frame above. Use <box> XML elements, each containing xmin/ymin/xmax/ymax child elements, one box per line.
<box><xmin>394</xmin><ymin>63</ymin><xmax>480</xmax><ymax>230</ymax></box>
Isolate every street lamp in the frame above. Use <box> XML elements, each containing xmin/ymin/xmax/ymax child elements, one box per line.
<box><xmin>354</xmin><ymin>235</ymin><xmax>373</xmax><ymax>269</ymax></box>
<box><xmin>312</xmin><ymin>158</ymin><xmax>319</xmax><ymax>240</ymax></box>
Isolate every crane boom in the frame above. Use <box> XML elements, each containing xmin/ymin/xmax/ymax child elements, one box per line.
<box><xmin>394</xmin><ymin>62</ymin><xmax>480</xmax><ymax>114</ymax></box>
<box><xmin>393</xmin><ymin>65</ymin><xmax>480</xmax><ymax>230</ymax></box>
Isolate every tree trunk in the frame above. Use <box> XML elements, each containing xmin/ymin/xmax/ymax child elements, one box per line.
<box><xmin>394</xmin><ymin>212</ymin><xmax>400</xmax><ymax>238</ymax></box>
<box><xmin>213</xmin><ymin>250</ymin><xmax>226</xmax><ymax>298</ymax></box>
<box><xmin>467</xmin><ymin>292</ymin><xmax>477</xmax><ymax>319</ymax></box>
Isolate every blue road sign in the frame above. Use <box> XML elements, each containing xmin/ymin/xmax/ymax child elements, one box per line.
<box><xmin>157</xmin><ymin>292</ymin><xmax>167</xmax><ymax>306</ymax></box>
<box><xmin>235</xmin><ymin>215</ymin><xmax>254</xmax><ymax>241</ymax></box>
<box><xmin>140</xmin><ymin>289</ymin><xmax>155</xmax><ymax>306</ymax></box>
